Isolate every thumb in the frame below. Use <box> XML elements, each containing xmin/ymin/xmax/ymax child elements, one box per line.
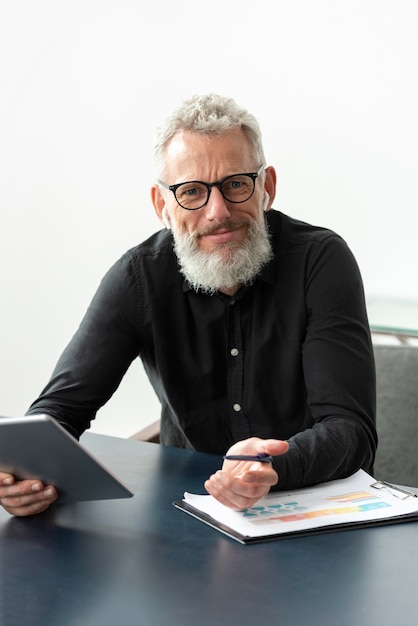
<box><xmin>262</xmin><ymin>439</ymin><xmax>289</xmax><ymax>457</ymax></box>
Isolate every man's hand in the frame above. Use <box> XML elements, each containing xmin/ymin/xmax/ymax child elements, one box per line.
<box><xmin>204</xmin><ymin>437</ymin><xmax>289</xmax><ymax>510</ymax></box>
<box><xmin>0</xmin><ymin>472</ymin><xmax>57</xmax><ymax>516</ymax></box>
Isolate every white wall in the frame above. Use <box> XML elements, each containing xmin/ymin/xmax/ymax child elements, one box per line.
<box><xmin>1</xmin><ymin>0</ymin><xmax>417</xmax><ymax>437</ymax></box>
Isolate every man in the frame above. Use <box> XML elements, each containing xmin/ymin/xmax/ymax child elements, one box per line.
<box><xmin>0</xmin><ymin>94</ymin><xmax>377</xmax><ymax>516</ymax></box>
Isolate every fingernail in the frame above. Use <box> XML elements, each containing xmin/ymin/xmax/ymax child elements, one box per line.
<box><xmin>44</xmin><ymin>488</ymin><xmax>54</xmax><ymax>497</ymax></box>
<box><xmin>3</xmin><ymin>477</ymin><xmax>13</xmax><ymax>485</ymax></box>
<box><xmin>31</xmin><ymin>482</ymin><xmax>42</xmax><ymax>492</ymax></box>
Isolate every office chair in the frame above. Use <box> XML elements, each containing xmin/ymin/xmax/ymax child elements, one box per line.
<box><xmin>130</xmin><ymin>419</ymin><xmax>161</xmax><ymax>444</ymax></box>
<box><xmin>373</xmin><ymin>345</ymin><xmax>418</xmax><ymax>487</ymax></box>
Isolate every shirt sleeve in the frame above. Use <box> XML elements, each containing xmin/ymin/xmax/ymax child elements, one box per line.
<box><xmin>26</xmin><ymin>253</ymin><xmax>143</xmax><ymax>438</ymax></box>
<box><xmin>272</xmin><ymin>233</ymin><xmax>377</xmax><ymax>489</ymax></box>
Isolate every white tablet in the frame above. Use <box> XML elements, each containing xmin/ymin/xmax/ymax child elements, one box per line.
<box><xmin>0</xmin><ymin>414</ymin><xmax>134</xmax><ymax>503</ymax></box>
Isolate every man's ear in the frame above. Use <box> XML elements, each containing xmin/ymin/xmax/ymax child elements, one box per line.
<box><xmin>151</xmin><ymin>184</ymin><xmax>170</xmax><ymax>227</ymax></box>
<box><xmin>262</xmin><ymin>192</ymin><xmax>270</xmax><ymax>212</ymax></box>
<box><xmin>263</xmin><ymin>166</ymin><xmax>277</xmax><ymax>211</ymax></box>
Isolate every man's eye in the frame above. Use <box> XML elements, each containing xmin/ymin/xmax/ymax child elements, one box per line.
<box><xmin>223</xmin><ymin>177</ymin><xmax>251</xmax><ymax>193</ymax></box>
<box><xmin>184</xmin><ymin>187</ymin><xmax>199</xmax><ymax>196</ymax></box>
<box><xmin>177</xmin><ymin>184</ymin><xmax>206</xmax><ymax>200</ymax></box>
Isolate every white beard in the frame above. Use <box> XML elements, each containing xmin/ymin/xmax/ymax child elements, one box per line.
<box><xmin>171</xmin><ymin>214</ymin><xmax>273</xmax><ymax>294</ymax></box>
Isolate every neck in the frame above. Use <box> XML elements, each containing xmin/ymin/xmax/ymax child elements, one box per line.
<box><xmin>219</xmin><ymin>284</ymin><xmax>241</xmax><ymax>297</ymax></box>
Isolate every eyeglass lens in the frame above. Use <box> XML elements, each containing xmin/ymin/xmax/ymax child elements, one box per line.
<box><xmin>175</xmin><ymin>174</ymin><xmax>255</xmax><ymax>210</ymax></box>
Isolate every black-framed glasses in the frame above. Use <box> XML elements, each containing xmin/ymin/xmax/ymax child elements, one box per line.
<box><xmin>158</xmin><ymin>164</ymin><xmax>264</xmax><ymax>211</ymax></box>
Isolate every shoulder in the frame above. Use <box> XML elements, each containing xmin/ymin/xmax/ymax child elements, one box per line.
<box><xmin>267</xmin><ymin>209</ymin><xmax>353</xmax><ymax>261</ymax></box>
<box><xmin>108</xmin><ymin>229</ymin><xmax>177</xmax><ymax>278</ymax></box>
<box><xmin>266</xmin><ymin>209</ymin><xmax>359</xmax><ymax>277</ymax></box>
<box><xmin>99</xmin><ymin>229</ymin><xmax>183</xmax><ymax>305</ymax></box>
<box><xmin>267</xmin><ymin>209</ymin><xmax>344</xmax><ymax>248</ymax></box>
<box><xmin>93</xmin><ymin>229</ymin><xmax>176</xmax><ymax>297</ymax></box>
<box><xmin>88</xmin><ymin>229</ymin><xmax>178</xmax><ymax>318</ymax></box>
<box><xmin>124</xmin><ymin>229</ymin><xmax>175</xmax><ymax>264</ymax></box>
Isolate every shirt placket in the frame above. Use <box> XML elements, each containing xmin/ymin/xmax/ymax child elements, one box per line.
<box><xmin>227</xmin><ymin>299</ymin><xmax>251</xmax><ymax>440</ymax></box>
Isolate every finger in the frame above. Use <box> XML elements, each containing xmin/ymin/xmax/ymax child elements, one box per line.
<box><xmin>0</xmin><ymin>472</ymin><xmax>15</xmax><ymax>487</ymax></box>
<box><xmin>0</xmin><ymin>479</ymin><xmax>45</xmax><ymax>498</ymax></box>
<box><xmin>205</xmin><ymin>472</ymin><xmax>269</xmax><ymax>510</ymax></box>
<box><xmin>1</xmin><ymin>491</ymin><xmax>57</xmax><ymax>516</ymax></box>
<box><xmin>204</xmin><ymin>478</ymin><xmax>254</xmax><ymax>510</ymax></box>
<box><xmin>262</xmin><ymin>439</ymin><xmax>289</xmax><ymax>456</ymax></box>
<box><xmin>242</xmin><ymin>468</ymin><xmax>279</xmax><ymax>488</ymax></box>
<box><xmin>208</xmin><ymin>468</ymin><xmax>269</xmax><ymax>494</ymax></box>
<box><xmin>221</xmin><ymin>471</ymin><xmax>275</xmax><ymax>498</ymax></box>
<box><xmin>205</xmin><ymin>479</ymin><xmax>265</xmax><ymax>511</ymax></box>
<box><xmin>221</xmin><ymin>460</ymin><xmax>279</xmax><ymax>488</ymax></box>
<box><xmin>2</xmin><ymin>497</ymin><xmax>54</xmax><ymax>517</ymax></box>
<box><xmin>225</xmin><ymin>438</ymin><xmax>289</xmax><ymax>459</ymax></box>
<box><xmin>0</xmin><ymin>481</ymin><xmax>57</xmax><ymax>516</ymax></box>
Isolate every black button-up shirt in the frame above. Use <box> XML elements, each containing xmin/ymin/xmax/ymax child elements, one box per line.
<box><xmin>27</xmin><ymin>210</ymin><xmax>377</xmax><ymax>489</ymax></box>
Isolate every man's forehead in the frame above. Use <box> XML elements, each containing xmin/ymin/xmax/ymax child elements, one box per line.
<box><xmin>164</xmin><ymin>129</ymin><xmax>255</xmax><ymax>176</ymax></box>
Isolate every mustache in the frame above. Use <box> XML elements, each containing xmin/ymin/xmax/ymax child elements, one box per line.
<box><xmin>196</xmin><ymin>220</ymin><xmax>249</xmax><ymax>238</ymax></box>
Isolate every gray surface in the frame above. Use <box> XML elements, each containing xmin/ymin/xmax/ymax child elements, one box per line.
<box><xmin>0</xmin><ymin>415</ymin><xmax>133</xmax><ymax>502</ymax></box>
<box><xmin>374</xmin><ymin>345</ymin><xmax>418</xmax><ymax>486</ymax></box>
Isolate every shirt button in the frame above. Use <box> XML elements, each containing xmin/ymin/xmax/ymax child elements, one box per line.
<box><xmin>233</xmin><ymin>403</ymin><xmax>241</xmax><ymax>412</ymax></box>
<box><xmin>230</xmin><ymin>348</ymin><xmax>239</xmax><ymax>357</ymax></box>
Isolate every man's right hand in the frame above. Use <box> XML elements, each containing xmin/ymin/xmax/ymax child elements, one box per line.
<box><xmin>0</xmin><ymin>472</ymin><xmax>57</xmax><ymax>516</ymax></box>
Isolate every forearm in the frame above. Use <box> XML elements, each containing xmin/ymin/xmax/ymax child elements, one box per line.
<box><xmin>26</xmin><ymin>398</ymin><xmax>97</xmax><ymax>439</ymax></box>
<box><xmin>271</xmin><ymin>415</ymin><xmax>376</xmax><ymax>490</ymax></box>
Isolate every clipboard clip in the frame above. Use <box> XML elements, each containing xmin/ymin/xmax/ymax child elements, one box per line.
<box><xmin>371</xmin><ymin>480</ymin><xmax>417</xmax><ymax>500</ymax></box>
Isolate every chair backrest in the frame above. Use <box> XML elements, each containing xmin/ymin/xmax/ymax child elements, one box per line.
<box><xmin>373</xmin><ymin>345</ymin><xmax>418</xmax><ymax>487</ymax></box>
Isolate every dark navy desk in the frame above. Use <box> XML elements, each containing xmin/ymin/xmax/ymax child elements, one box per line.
<box><xmin>1</xmin><ymin>433</ymin><xmax>417</xmax><ymax>626</ymax></box>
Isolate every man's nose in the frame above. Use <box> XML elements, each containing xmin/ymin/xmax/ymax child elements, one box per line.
<box><xmin>205</xmin><ymin>186</ymin><xmax>231</xmax><ymax>222</ymax></box>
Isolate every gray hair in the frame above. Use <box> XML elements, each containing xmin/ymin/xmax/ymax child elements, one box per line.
<box><xmin>154</xmin><ymin>94</ymin><xmax>266</xmax><ymax>177</ymax></box>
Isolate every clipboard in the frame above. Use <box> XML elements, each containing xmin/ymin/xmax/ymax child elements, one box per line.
<box><xmin>0</xmin><ymin>414</ymin><xmax>134</xmax><ymax>503</ymax></box>
<box><xmin>173</xmin><ymin>470</ymin><xmax>418</xmax><ymax>544</ymax></box>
